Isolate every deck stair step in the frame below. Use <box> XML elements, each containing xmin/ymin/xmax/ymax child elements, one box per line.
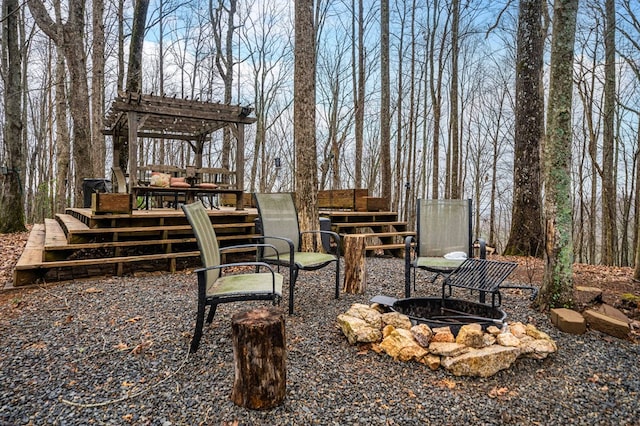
<box><xmin>321</xmin><ymin>211</ymin><xmax>413</xmax><ymax>257</ymax></box>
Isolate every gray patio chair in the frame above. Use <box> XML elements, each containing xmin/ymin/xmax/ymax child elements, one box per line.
<box><xmin>404</xmin><ymin>199</ymin><xmax>486</xmax><ymax>298</ymax></box>
<box><xmin>254</xmin><ymin>193</ymin><xmax>341</xmax><ymax>315</ymax></box>
<box><xmin>182</xmin><ymin>200</ymin><xmax>283</xmax><ymax>352</ymax></box>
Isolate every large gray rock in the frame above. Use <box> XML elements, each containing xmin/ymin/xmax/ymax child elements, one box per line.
<box><xmin>441</xmin><ymin>346</ymin><xmax>520</xmax><ymax>377</ymax></box>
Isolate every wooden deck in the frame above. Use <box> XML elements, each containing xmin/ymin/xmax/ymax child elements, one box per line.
<box><xmin>12</xmin><ymin>206</ymin><xmax>260</xmax><ymax>287</ymax></box>
<box><xmin>11</xmin><ymin>192</ymin><xmax>414</xmax><ymax>287</ymax></box>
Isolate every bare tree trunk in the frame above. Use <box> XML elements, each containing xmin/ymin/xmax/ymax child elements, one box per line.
<box><xmin>504</xmin><ymin>0</ymin><xmax>545</xmax><ymax>257</ymax></box>
<box><xmin>380</xmin><ymin>0</ymin><xmax>391</xmax><ymax>208</ymax></box>
<box><xmin>537</xmin><ymin>0</ymin><xmax>578</xmax><ymax>311</ymax></box>
<box><xmin>353</xmin><ymin>0</ymin><xmax>364</xmax><ymax>189</ymax></box>
<box><xmin>117</xmin><ymin>0</ymin><xmax>125</xmax><ymax>92</ymax></box>
<box><xmin>212</xmin><ymin>0</ymin><xmax>237</xmax><ymax>181</ymax></box>
<box><xmin>294</xmin><ymin>0</ymin><xmax>319</xmax><ymax>251</ymax></box>
<box><xmin>449</xmin><ymin>0</ymin><xmax>460</xmax><ymax>200</ymax></box>
<box><xmin>54</xmin><ymin>49</ymin><xmax>70</xmax><ymax>214</ymax></box>
<box><xmin>0</xmin><ymin>0</ymin><xmax>26</xmax><ymax>233</ymax></box>
<box><xmin>126</xmin><ymin>0</ymin><xmax>149</xmax><ymax>92</ymax></box>
<box><xmin>29</xmin><ymin>0</ymin><xmax>96</xmax><ymax>206</ymax></box>
<box><xmin>91</xmin><ymin>0</ymin><xmax>105</xmax><ymax>176</ymax></box>
<box><xmin>601</xmin><ymin>0</ymin><xmax>617</xmax><ymax>265</ymax></box>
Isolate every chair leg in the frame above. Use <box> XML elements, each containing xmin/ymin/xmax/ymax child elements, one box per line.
<box><xmin>190</xmin><ymin>301</ymin><xmax>208</xmax><ymax>353</ymax></box>
<box><xmin>334</xmin><ymin>259</ymin><xmax>340</xmax><ymax>299</ymax></box>
<box><xmin>288</xmin><ymin>267</ymin><xmax>299</xmax><ymax>315</ymax></box>
<box><xmin>206</xmin><ymin>303</ymin><xmax>218</xmax><ymax>324</ymax></box>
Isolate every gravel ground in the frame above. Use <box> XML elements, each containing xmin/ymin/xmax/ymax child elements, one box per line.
<box><xmin>1</xmin><ymin>257</ymin><xmax>639</xmax><ymax>425</ymax></box>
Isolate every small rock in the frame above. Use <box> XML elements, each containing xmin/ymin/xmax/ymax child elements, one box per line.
<box><xmin>411</xmin><ymin>324</ymin><xmax>433</xmax><ymax>347</ymax></box>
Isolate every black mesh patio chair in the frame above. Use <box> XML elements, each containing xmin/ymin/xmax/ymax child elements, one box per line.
<box><xmin>404</xmin><ymin>199</ymin><xmax>486</xmax><ymax>298</ymax></box>
<box><xmin>254</xmin><ymin>193</ymin><xmax>341</xmax><ymax>315</ymax></box>
<box><xmin>182</xmin><ymin>201</ymin><xmax>283</xmax><ymax>352</ymax></box>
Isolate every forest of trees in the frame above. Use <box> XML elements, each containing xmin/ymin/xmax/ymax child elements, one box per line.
<box><xmin>1</xmin><ymin>0</ymin><xmax>640</xmax><ymax>277</ymax></box>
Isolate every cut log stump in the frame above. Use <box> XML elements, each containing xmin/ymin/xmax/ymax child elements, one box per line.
<box><xmin>343</xmin><ymin>234</ymin><xmax>367</xmax><ymax>294</ymax></box>
<box><xmin>230</xmin><ymin>307</ymin><xmax>286</xmax><ymax>410</ymax></box>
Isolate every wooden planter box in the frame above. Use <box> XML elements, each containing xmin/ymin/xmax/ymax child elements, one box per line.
<box><xmin>91</xmin><ymin>193</ymin><xmax>132</xmax><ymax>214</ymax></box>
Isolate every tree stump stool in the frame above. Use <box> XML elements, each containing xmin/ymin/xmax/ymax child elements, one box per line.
<box><xmin>230</xmin><ymin>307</ymin><xmax>286</xmax><ymax>410</ymax></box>
<box><xmin>343</xmin><ymin>234</ymin><xmax>367</xmax><ymax>294</ymax></box>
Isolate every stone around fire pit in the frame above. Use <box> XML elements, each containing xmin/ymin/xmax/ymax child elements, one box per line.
<box><xmin>338</xmin><ymin>303</ymin><xmax>558</xmax><ymax>377</ymax></box>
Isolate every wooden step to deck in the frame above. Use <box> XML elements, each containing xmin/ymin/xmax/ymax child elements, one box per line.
<box><xmin>14</xmin><ymin>224</ymin><xmax>45</xmax><ymax>269</ymax></box>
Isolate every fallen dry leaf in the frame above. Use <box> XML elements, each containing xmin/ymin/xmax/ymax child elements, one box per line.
<box><xmin>488</xmin><ymin>386</ymin><xmax>509</xmax><ymax>398</ymax></box>
<box><xmin>85</xmin><ymin>287</ymin><xmax>103</xmax><ymax>294</ymax></box>
<box><xmin>114</xmin><ymin>342</ymin><xmax>129</xmax><ymax>351</ymax></box>
<box><xmin>433</xmin><ymin>378</ymin><xmax>456</xmax><ymax>389</ymax></box>
<box><xmin>126</xmin><ymin>316</ymin><xmax>143</xmax><ymax>323</ymax></box>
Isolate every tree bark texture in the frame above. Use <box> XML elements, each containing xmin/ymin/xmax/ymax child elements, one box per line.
<box><xmin>126</xmin><ymin>0</ymin><xmax>149</xmax><ymax>93</ymax></box>
<box><xmin>380</xmin><ymin>0</ymin><xmax>391</xmax><ymax>209</ymax></box>
<box><xmin>538</xmin><ymin>0</ymin><xmax>578</xmax><ymax>310</ymax></box>
<box><xmin>28</xmin><ymin>0</ymin><xmax>95</xmax><ymax>206</ymax></box>
<box><xmin>0</xmin><ymin>0</ymin><xmax>26</xmax><ymax>233</ymax></box>
<box><xmin>505</xmin><ymin>0</ymin><xmax>545</xmax><ymax>257</ymax></box>
<box><xmin>601</xmin><ymin>0</ymin><xmax>617</xmax><ymax>265</ymax></box>
<box><xmin>230</xmin><ymin>308</ymin><xmax>286</xmax><ymax>410</ymax></box>
<box><xmin>91</xmin><ymin>0</ymin><xmax>105</xmax><ymax>177</ymax></box>
<box><xmin>342</xmin><ymin>235</ymin><xmax>367</xmax><ymax>294</ymax></box>
<box><xmin>294</xmin><ymin>0</ymin><xmax>320</xmax><ymax>251</ymax></box>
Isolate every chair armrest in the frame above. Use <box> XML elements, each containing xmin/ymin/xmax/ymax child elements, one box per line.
<box><xmin>195</xmin><ymin>260</ymin><xmax>277</xmax><ymax>276</ymax></box>
<box><xmin>220</xmin><ymin>243</ymin><xmax>282</xmax><ymax>263</ymax></box>
<box><xmin>300</xmin><ymin>230</ymin><xmax>341</xmax><ymax>255</ymax></box>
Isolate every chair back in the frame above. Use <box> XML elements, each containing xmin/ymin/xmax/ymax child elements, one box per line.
<box><xmin>254</xmin><ymin>193</ymin><xmax>301</xmax><ymax>254</ymax></box>
<box><xmin>416</xmin><ymin>199</ymin><xmax>472</xmax><ymax>258</ymax></box>
<box><xmin>182</xmin><ymin>201</ymin><xmax>221</xmax><ymax>289</ymax></box>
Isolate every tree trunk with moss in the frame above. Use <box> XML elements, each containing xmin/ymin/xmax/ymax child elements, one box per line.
<box><xmin>537</xmin><ymin>0</ymin><xmax>578</xmax><ymax>311</ymax></box>
<box><xmin>0</xmin><ymin>0</ymin><xmax>26</xmax><ymax>233</ymax></box>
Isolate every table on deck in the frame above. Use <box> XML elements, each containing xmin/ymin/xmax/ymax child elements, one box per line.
<box><xmin>132</xmin><ymin>186</ymin><xmax>245</xmax><ymax>210</ymax></box>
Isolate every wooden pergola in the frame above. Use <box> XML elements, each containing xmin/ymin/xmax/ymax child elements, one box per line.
<box><xmin>103</xmin><ymin>92</ymin><xmax>257</xmax><ymax>190</ymax></box>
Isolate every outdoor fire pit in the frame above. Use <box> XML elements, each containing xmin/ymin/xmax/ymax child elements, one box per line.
<box><xmin>371</xmin><ymin>295</ymin><xmax>507</xmax><ymax>336</ymax></box>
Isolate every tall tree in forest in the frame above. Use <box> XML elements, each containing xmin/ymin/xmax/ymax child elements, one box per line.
<box><xmin>380</xmin><ymin>0</ymin><xmax>391</xmax><ymax>207</ymax></box>
<box><xmin>504</xmin><ymin>0</ymin><xmax>545</xmax><ymax>257</ymax></box>
<box><xmin>54</xmin><ymin>0</ymin><xmax>70</xmax><ymax>214</ymax></box>
<box><xmin>126</xmin><ymin>0</ymin><xmax>150</xmax><ymax>92</ymax></box>
<box><xmin>448</xmin><ymin>0</ymin><xmax>460</xmax><ymax>199</ymax></box>
<box><xmin>91</xmin><ymin>0</ymin><xmax>105</xmax><ymax>176</ymax></box>
<box><xmin>352</xmin><ymin>0</ymin><xmax>365</xmax><ymax>189</ymax></box>
<box><xmin>601</xmin><ymin>0</ymin><xmax>617</xmax><ymax>265</ymax></box>
<box><xmin>294</xmin><ymin>0</ymin><xmax>319</xmax><ymax>250</ymax></box>
<box><xmin>211</xmin><ymin>0</ymin><xmax>237</xmax><ymax>179</ymax></box>
<box><xmin>29</xmin><ymin>0</ymin><xmax>96</xmax><ymax>206</ymax></box>
<box><xmin>537</xmin><ymin>0</ymin><xmax>578</xmax><ymax>310</ymax></box>
<box><xmin>0</xmin><ymin>0</ymin><xmax>26</xmax><ymax>233</ymax></box>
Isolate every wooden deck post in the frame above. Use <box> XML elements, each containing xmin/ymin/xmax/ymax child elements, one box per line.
<box><xmin>342</xmin><ymin>234</ymin><xmax>367</xmax><ymax>294</ymax></box>
<box><xmin>231</xmin><ymin>307</ymin><xmax>286</xmax><ymax>410</ymax></box>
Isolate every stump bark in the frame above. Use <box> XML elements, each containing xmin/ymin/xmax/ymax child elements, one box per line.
<box><xmin>230</xmin><ymin>307</ymin><xmax>286</xmax><ymax>409</ymax></box>
<box><xmin>343</xmin><ymin>234</ymin><xmax>367</xmax><ymax>294</ymax></box>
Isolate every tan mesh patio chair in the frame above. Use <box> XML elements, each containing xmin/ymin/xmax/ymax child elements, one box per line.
<box><xmin>254</xmin><ymin>193</ymin><xmax>341</xmax><ymax>315</ymax></box>
<box><xmin>182</xmin><ymin>201</ymin><xmax>283</xmax><ymax>352</ymax></box>
<box><xmin>404</xmin><ymin>199</ymin><xmax>486</xmax><ymax>298</ymax></box>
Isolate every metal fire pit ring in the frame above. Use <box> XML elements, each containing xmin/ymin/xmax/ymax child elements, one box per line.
<box><xmin>370</xmin><ymin>295</ymin><xmax>507</xmax><ymax>336</ymax></box>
